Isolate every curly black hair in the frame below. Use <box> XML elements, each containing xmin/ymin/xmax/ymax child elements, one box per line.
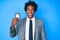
<box><xmin>24</xmin><ymin>1</ymin><xmax>38</xmax><ymax>12</ymax></box>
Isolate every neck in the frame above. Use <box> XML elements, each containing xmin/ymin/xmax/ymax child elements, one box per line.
<box><xmin>28</xmin><ymin>16</ymin><xmax>34</xmax><ymax>19</ymax></box>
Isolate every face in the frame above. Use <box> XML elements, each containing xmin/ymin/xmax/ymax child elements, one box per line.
<box><xmin>26</xmin><ymin>5</ymin><xmax>34</xmax><ymax>19</ymax></box>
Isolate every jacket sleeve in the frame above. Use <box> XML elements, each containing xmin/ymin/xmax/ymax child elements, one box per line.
<box><xmin>10</xmin><ymin>25</ymin><xmax>18</xmax><ymax>38</ymax></box>
<box><xmin>41</xmin><ymin>22</ymin><xmax>46</xmax><ymax>40</ymax></box>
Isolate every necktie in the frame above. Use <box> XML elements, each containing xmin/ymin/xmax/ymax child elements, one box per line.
<box><xmin>29</xmin><ymin>20</ymin><xmax>33</xmax><ymax>40</ymax></box>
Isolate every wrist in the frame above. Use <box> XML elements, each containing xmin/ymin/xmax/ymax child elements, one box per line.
<box><xmin>11</xmin><ymin>24</ymin><xmax>15</xmax><ymax>30</ymax></box>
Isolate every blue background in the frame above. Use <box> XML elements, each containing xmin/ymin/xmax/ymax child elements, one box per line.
<box><xmin>0</xmin><ymin>0</ymin><xmax>60</xmax><ymax>40</ymax></box>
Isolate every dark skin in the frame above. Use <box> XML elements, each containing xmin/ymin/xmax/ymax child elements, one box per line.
<box><xmin>26</xmin><ymin>5</ymin><xmax>34</xmax><ymax>19</ymax></box>
<box><xmin>11</xmin><ymin>5</ymin><xmax>34</xmax><ymax>30</ymax></box>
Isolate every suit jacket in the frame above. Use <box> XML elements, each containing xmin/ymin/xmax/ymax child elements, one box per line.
<box><xmin>10</xmin><ymin>17</ymin><xmax>46</xmax><ymax>40</ymax></box>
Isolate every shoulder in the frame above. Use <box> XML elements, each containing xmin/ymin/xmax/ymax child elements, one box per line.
<box><xmin>16</xmin><ymin>18</ymin><xmax>26</xmax><ymax>25</ymax></box>
<box><xmin>35</xmin><ymin>17</ymin><xmax>44</xmax><ymax>25</ymax></box>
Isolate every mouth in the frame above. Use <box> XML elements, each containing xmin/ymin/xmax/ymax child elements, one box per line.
<box><xmin>29</xmin><ymin>14</ymin><xmax>32</xmax><ymax>16</ymax></box>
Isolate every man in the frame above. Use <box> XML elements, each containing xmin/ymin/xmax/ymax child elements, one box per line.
<box><xmin>10</xmin><ymin>1</ymin><xmax>46</xmax><ymax>40</ymax></box>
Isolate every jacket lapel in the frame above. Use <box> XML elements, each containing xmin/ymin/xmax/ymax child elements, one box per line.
<box><xmin>21</xmin><ymin>18</ymin><xmax>26</xmax><ymax>40</ymax></box>
<box><xmin>23</xmin><ymin>18</ymin><xmax>26</xmax><ymax>40</ymax></box>
<box><xmin>34</xmin><ymin>18</ymin><xmax>38</xmax><ymax>40</ymax></box>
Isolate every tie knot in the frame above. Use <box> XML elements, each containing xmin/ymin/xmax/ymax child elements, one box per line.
<box><xmin>30</xmin><ymin>20</ymin><xmax>32</xmax><ymax>22</ymax></box>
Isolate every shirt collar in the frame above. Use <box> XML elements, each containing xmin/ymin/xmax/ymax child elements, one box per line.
<box><xmin>27</xmin><ymin>17</ymin><xmax>35</xmax><ymax>21</ymax></box>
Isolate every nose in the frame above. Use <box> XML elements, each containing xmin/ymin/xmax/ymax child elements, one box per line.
<box><xmin>29</xmin><ymin>10</ymin><xmax>32</xmax><ymax>14</ymax></box>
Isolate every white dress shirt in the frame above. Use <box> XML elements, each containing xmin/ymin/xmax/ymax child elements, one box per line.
<box><xmin>25</xmin><ymin>17</ymin><xmax>35</xmax><ymax>40</ymax></box>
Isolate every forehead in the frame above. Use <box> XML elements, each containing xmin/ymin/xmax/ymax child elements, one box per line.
<box><xmin>27</xmin><ymin>5</ymin><xmax>34</xmax><ymax>8</ymax></box>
